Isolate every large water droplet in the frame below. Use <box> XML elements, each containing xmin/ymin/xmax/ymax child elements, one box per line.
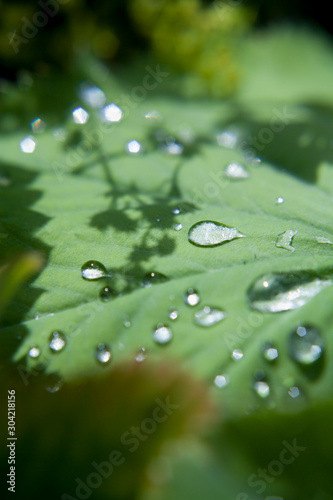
<box><xmin>20</xmin><ymin>136</ymin><xmax>36</xmax><ymax>153</ymax></box>
<box><xmin>276</xmin><ymin>229</ymin><xmax>297</xmax><ymax>252</ymax></box>
<box><xmin>81</xmin><ymin>260</ymin><xmax>108</xmax><ymax>280</ymax></box>
<box><xmin>224</xmin><ymin>162</ymin><xmax>249</xmax><ymax>179</ymax></box>
<box><xmin>288</xmin><ymin>324</ymin><xmax>324</xmax><ymax>365</ymax></box>
<box><xmin>194</xmin><ymin>306</ymin><xmax>226</xmax><ymax>327</ymax></box>
<box><xmin>95</xmin><ymin>343</ymin><xmax>111</xmax><ymax>364</ymax></box>
<box><xmin>188</xmin><ymin>220</ymin><xmax>245</xmax><ymax>247</ymax></box>
<box><xmin>141</xmin><ymin>272</ymin><xmax>168</xmax><ymax>288</ymax></box>
<box><xmin>214</xmin><ymin>374</ymin><xmax>230</xmax><ymax>388</ymax></box>
<box><xmin>99</xmin><ymin>286</ymin><xmax>114</xmax><ymax>302</ymax></box>
<box><xmin>247</xmin><ymin>271</ymin><xmax>332</xmax><ymax>313</ymax></box>
<box><xmin>49</xmin><ymin>331</ymin><xmax>66</xmax><ymax>352</ymax></box>
<box><xmin>28</xmin><ymin>346</ymin><xmax>41</xmax><ymax>359</ymax></box>
<box><xmin>184</xmin><ymin>288</ymin><xmax>200</xmax><ymax>306</ymax></box>
<box><xmin>262</xmin><ymin>342</ymin><xmax>279</xmax><ymax>362</ymax></box>
<box><xmin>152</xmin><ymin>324</ymin><xmax>173</xmax><ymax>345</ymax></box>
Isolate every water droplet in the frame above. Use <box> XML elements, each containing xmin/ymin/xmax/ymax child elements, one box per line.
<box><xmin>262</xmin><ymin>342</ymin><xmax>279</xmax><ymax>362</ymax></box>
<box><xmin>253</xmin><ymin>380</ymin><xmax>270</xmax><ymax>398</ymax></box>
<box><xmin>31</xmin><ymin>117</ymin><xmax>46</xmax><ymax>134</ymax></box>
<box><xmin>80</xmin><ymin>83</ymin><xmax>106</xmax><ymax>108</ymax></box>
<box><xmin>123</xmin><ymin>317</ymin><xmax>131</xmax><ymax>328</ymax></box>
<box><xmin>95</xmin><ymin>343</ymin><xmax>111</xmax><ymax>364</ymax></box>
<box><xmin>136</xmin><ymin>347</ymin><xmax>147</xmax><ymax>362</ymax></box>
<box><xmin>172</xmin><ymin>207</ymin><xmax>181</xmax><ymax>215</ymax></box>
<box><xmin>141</xmin><ymin>272</ymin><xmax>168</xmax><ymax>288</ymax></box>
<box><xmin>231</xmin><ymin>349</ymin><xmax>243</xmax><ymax>360</ymax></box>
<box><xmin>214</xmin><ymin>374</ymin><xmax>230</xmax><ymax>388</ymax></box>
<box><xmin>20</xmin><ymin>136</ymin><xmax>36</xmax><ymax>153</ymax></box>
<box><xmin>168</xmin><ymin>308</ymin><xmax>179</xmax><ymax>320</ymax></box>
<box><xmin>81</xmin><ymin>260</ymin><xmax>108</xmax><ymax>280</ymax></box>
<box><xmin>247</xmin><ymin>271</ymin><xmax>332</xmax><ymax>313</ymax></box>
<box><xmin>173</xmin><ymin>223</ymin><xmax>183</xmax><ymax>231</ymax></box>
<box><xmin>126</xmin><ymin>140</ymin><xmax>141</xmax><ymax>154</ymax></box>
<box><xmin>162</xmin><ymin>138</ymin><xmax>184</xmax><ymax>155</ymax></box>
<box><xmin>275</xmin><ymin>196</ymin><xmax>284</xmax><ymax>204</ymax></box>
<box><xmin>145</xmin><ymin>110</ymin><xmax>161</xmax><ymax>121</ymax></box>
<box><xmin>28</xmin><ymin>346</ymin><xmax>40</xmax><ymax>359</ymax></box>
<box><xmin>224</xmin><ymin>162</ymin><xmax>249</xmax><ymax>179</ymax></box>
<box><xmin>99</xmin><ymin>286</ymin><xmax>114</xmax><ymax>302</ymax></box>
<box><xmin>72</xmin><ymin>107</ymin><xmax>89</xmax><ymax>124</ymax></box>
<box><xmin>194</xmin><ymin>306</ymin><xmax>226</xmax><ymax>327</ymax></box>
<box><xmin>49</xmin><ymin>331</ymin><xmax>66</xmax><ymax>352</ymax></box>
<box><xmin>288</xmin><ymin>386</ymin><xmax>301</xmax><ymax>399</ymax></box>
<box><xmin>188</xmin><ymin>220</ymin><xmax>245</xmax><ymax>247</ymax></box>
<box><xmin>216</xmin><ymin>129</ymin><xmax>239</xmax><ymax>149</ymax></box>
<box><xmin>276</xmin><ymin>229</ymin><xmax>297</xmax><ymax>252</ymax></box>
<box><xmin>45</xmin><ymin>373</ymin><xmax>63</xmax><ymax>393</ymax></box>
<box><xmin>288</xmin><ymin>324</ymin><xmax>324</xmax><ymax>365</ymax></box>
<box><xmin>184</xmin><ymin>288</ymin><xmax>200</xmax><ymax>306</ymax></box>
<box><xmin>102</xmin><ymin>103</ymin><xmax>123</xmax><ymax>122</ymax></box>
<box><xmin>315</xmin><ymin>236</ymin><xmax>333</xmax><ymax>245</ymax></box>
<box><xmin>152</xmin><ymin>324</ymin><xmax>173</xmax><ymax>345</ymax></box>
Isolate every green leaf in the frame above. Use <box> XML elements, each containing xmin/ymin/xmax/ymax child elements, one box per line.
<box><xmin>1</xmin><ymin>89</ymin><xmax>333</xmax><ymax>422</ymax></box>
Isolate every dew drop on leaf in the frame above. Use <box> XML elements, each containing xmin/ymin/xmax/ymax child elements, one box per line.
<box><xmin>184</xmin><ymin>288</ymin><xmax>200</xmax><ymax>306</ymax></box>
<box><xmin>31</xmin><ymin>117</ymin><xmax>46</xmax><ymax>134</ymax></box>
<box><xmin>126</xmin><ymin>140</ymin><xmax>141</xmax><ymax>154</ymax></box>
<box><xmin>276</xmin><ymin>229</ymin><xmax>298</xmax><ymax>252</ymax></box>
<box><xmin>253</xmin><ymin>380</ymin><xmax>270</xmax><ymax>399</ymax></box>
<box><xmin>224</xmin><ymin>162</ymin><xmax>249</xmax><ymax>179</ymax></box>
<box><xmin>188</xmin><ymin>220</ymin><xmax>245</xmax><ymax>247</ymax></box>
<box><xmin>315</xmin><ymin>236</ymin><xmax>333</xmax><ymax>245</ymax></box>
<box><xmin>45</xmin><ymin>373</ymin><xmax>63</xmax><ymax>393</ymax></box>
<box><xmin>262</xmin><ymin>342</ymin><xmax>279</xmax><ymax>362</ymax></box>
<box><xmin>288</xmin><ymin>386</ymin><xmax>301</xmax><ymax>399</ymax></box>
<box><xmin>28</xmin><ymin>346</ymin><xmax>41</xmax><ymax>359</ymax></box>
<box><xmin>193</xmin><ymin>306</ymin><xmax>226</xmax><ymax>327</ymax></box>
<box><xmin>81</xmin><ymin>260</ymin><xmax>108</xmax><ymax>280</ymax></box>
<box><xmin>80</xmin><ymin>83</ymin><xmax>106</xmax><ymax>108</ymax></box>
<box><xmin>172</xmin><ymin>207</ymin><xmax>181</xmax><ymax>215</ymax></box>
<box><xmin>231</xmin><ymin>349</ymin><xmax>243</xmax><ymax>360</ymax></box>
<box><xmin>173</xmin><ymin>223</ymin><xmax>183</xmax><ymax>231</ymax></box>
<box><xmin>275</xmin><ymin>196</ymin><xmax>284</xmax><ymax>204</ymax></box>
<box><xmin>20</xmin><ymin>136</ymin><xmax>36</xmax><ymax>153</ymax></box>
<box><xmin>214</xmin><ymin>374</ymin><xmax>230</xmax><ymax>388</ymax></box>
<box><xmin>49</xmin><ymin>331</ymin><xmax>66</xmax><ymax>352</ymax></box>
<box><xmin>288</xmin><ymin>324</ymin><xmax>324</xmax><ymax>365</ymax></box>
<box><xmin>102</xmin><ymin>103</ymin><xmax>123</xmax><ymax>122</ymax></box>
<box><xmin>95</xmin><ymin>343</ymin><xmax>111</xmax><ymax>364</ymax></box>
<box><xmin>99</xmin><ymin>286</ymin><xmax>115</xmax><ymax>302</ymax></box>
<box><xmin>247</xmin><ymin>271</ymin><xmax>332</xmax><ymax>313</ymax></box>
<box><xmin>152</xmin><ymin>324</ymin><xmax>173</xmax><ymax>345</ymax></box>
<box><xmin>141</xmin><ymin>272</ymin><xmax>168</xmax><ymax>287</ymax></box>
<box><xmin>135</xmin><ymin>347</ymin><xmax>147</xmax><ymax>362</ymax></box>
<box><xmin>168</xmin><ymin>308</ymin><xmax>179</xmax><ymax>320</ymax></box>
<box><xmin>72</xmin><ymin>107</ymin><xmax>89</xmax><ymax>124</ymax></box>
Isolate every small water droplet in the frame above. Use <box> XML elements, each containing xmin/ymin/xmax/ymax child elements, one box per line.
<box><xmin>247</xmin><ymin>271</ymin><xmax>332</xmax><ymax>313</ymax></box>
<box><xmin>184</xmin><ymin>288</ymin><xmax>200</xmax><ymax>306</ymax></box>
<box><xmin>262</xmin><ymin>342</ymin><xmax>279</xmax><ymax>362</ymax></box>
<box><xmin>45</xmin><ymin>373</ymin><xmax>63</xmax><ymax>393</ymax></box>
<box><xmin>95</xmin><ymin>343</ymin><xmax>111</xmax><ymax>364</ymax></box>
<box><xmin>162</xmin><ymin>137</ymin><xmax>184</xmax><ymax>155</ymax></box>
<box><xmin>188</xmin><ymin>220</ymin><xmax>245</xmax><ymax>247</ymax></box>
<box><xmin>72</xmin><ymin>107</ymin><xmax>89</xmax><ymax>124</ymax></box>
<box><xmin>31</xmin><ymin>117</ymin><xmax>46</xmax><ymax>134</ymax></box>
<box><xmin>168</xmin><ymin>308</ymin><xmax>179</xmax><ymax>320</ymax></box>
<box><xmin>315</xmin><ymin>236</ymin><xmax>333</xmax><ymax>245</ymax></box>
<box><xmin>49</xmin><ymin>331</ymin><xmax>66</xmax><ymax>352</ymax></box>
<box><xmin>123</xmin><ymin>317</ymin><xmax>131</xmax><ymax>328</ymax></box>
<box><xmin>288</xmin><ymin>386</ymin><xmax>301</xmax><ymax>399</ymax></box>
<box><xmin>172</xmin><ymin>207</ymin><xmax>181</xmax><ymax>215</ymax></box>
<box><xmin>253</xmin><ymin>380</ymin><xmax>270</xmax><ymax>399</ymax></box>
<box><xmin>126</xmin><ymin>140</ymin><xmax>141</xmax><ymax>154</ymax></box>
<box><xmin>214</xmin><ymin>374</ymin><xmax>230</xmax><ymax>388</ymax></box>
<box><xmin>141</xmin><ymin>272</ymin><xmax>168</xmax><ymax>288</ymax></box>
<box><xmin>275</xmin><ymin>196</ymin><xmax>284</xmax><ymax>204</ymax></box>
<box><xmin>145</xmin><ymin>110</ymin><xmax>161</xmax><ymax>121</ymax></box>
<box><xmin>80</xmin><ymin>83</ymin><xmax>106</xmax><ymax>108</ymax></box>
<box><xmin>194</xmin><ymin>306</ymin><xmax>226</xmax><ymax>327</ymax></box>
<box><xmin>216</xmin><ymin>128</ymin><xmax>239</xmax><ymax>149</ymax></box>
<box><xmin>81</xmin><ymin>260</ymin><xmax>107</xmax><ymax>280</ymax></box>
<box><xmin>28</xmin><ymin>346</ymin><xmax>41</xmax><ymax>359</ymax></box>
<box><xmin>276</xmin><ymin>229</ymin><xmax>297</xmax><ymax>252</ymax></box>
<box><xmin>173</xmin><ymin>223</ymin><xmax>183</xmax><ymax>231</ymax></box>
<box><xmin>20</xmin><ymin>136</ymin><xmax>36</xmax><ymax>153</ymax></box>
<box><xmin>288</xmin><ymin>324</ymin><xmax>324</xmax><ymax>365</ymax></box>
<box><xmin>99</xmin><ymin>286</ymin><xmax>114</xmax><ymax>302</ymax></box>
<box><xmin>136</xmin><ymin>347</ymin><xmax>147</xmax><ymax>362</ymax></box>
<box><xmin>224</xmin><ymin>162</ymin><xmax>249</xmax><ymax>179</ymax></box>
<box><xmin>152</xmin><ymin>324</ymin><xmax>173</xmax><ymax>345</ymax></box>
<box><xmin>102</xmin><ymin>103</ymin><xmax>123</xmax><ymax>122</ymax></box>
<box><xmin>231</xmin><ymin>349</ymin><xmax>243</xmax><ymax>360</ymax></box>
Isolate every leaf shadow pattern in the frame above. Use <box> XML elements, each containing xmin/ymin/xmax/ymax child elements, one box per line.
<box><xmin>0</xmin><ymin>162</ymin><xmax>51</xmax><ymax>360</ymax></box>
